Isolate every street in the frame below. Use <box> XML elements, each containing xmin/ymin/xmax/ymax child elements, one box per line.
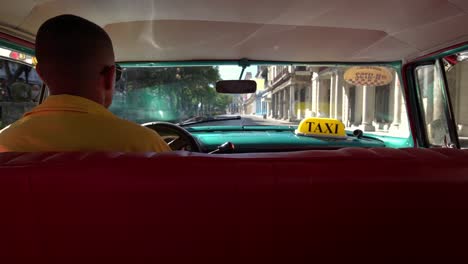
<box><xmin>209</xmin><ymin>115</ymin><xmax>299</xmax><ymax>126</ymax></box>
<box><xmin>241</xmin><ymin>115</ymin><xmax>299</xmax><ymax>126</ymax></box>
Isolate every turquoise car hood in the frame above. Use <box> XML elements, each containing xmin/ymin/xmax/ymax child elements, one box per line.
<box><xmin>186</xmin><ymin>126</ymin><xmax>390</xmax><ymax>152</ymax></box>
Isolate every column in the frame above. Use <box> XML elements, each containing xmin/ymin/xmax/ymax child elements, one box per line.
<box><xmin>286</xmin><ymin>89</ymin><xmax>288</xmax><ymax>119</ymax></box>
<box><xmin>390</xmin><ymin>75</ymin><xmax>402</xmax><ymax>132</ymax></box>
<box><xmin>271</xmin><ymin>93</ymin><xmax>275</xmax><ymax>118</ymax></box>
<box><xmin>289</xmin><ymin>85</ymin><xmax>296</xmax><ymax>121</ymax></box>
<box><xmin>278</xmin><ymin>90</ymin><xmax>282</xmax><ymax>119</ymax></box>
<box><xmin>334</xmin><ymin>72</ymin><xmax>343</xmax><ymax>121</ymax></box>
<box><xmin>296</xmin><ymin>88</ymin><xmax>301</xmax><ymax>119</ymax></box>
<box><xmin>318</xmin><ymin>79</ymin><xmax>329</xmax><ymax>117</ymax></box>
<box><xmin>359</xmin><ymin>85</ymin><xmax>376</xmax><ymax>131</ymax></box>
<box><xmin>267</xmin><ymin>93</ymin><xmax>275</xmax><ymax>116</ymax></box>
<box><xmin>278</xmin><ymin>91</ymin><xmax>282</xmax><ymax>119</ymax></box>
<box><xmin>387</xmin><ymin>80</ymin><xmax>395</xmax><ymax>129</ymax></box>
<box><xmin>274</xmin><ymin>93</ymin><xmax>278</xmax><ymax>118</ymax></box>
<box><xmin>354</xmin><ymin>86</ymin><xmax>363</xmax><ymax>127</ymax></box>
<box><xmin>275</xmin><ymin>93</ymin><xmax>279</xmax><ymax>118</ymax></box>
<box><xmin>267</xmin><ymin>101</ymin><xmax>270</xmax><ymax>117</ymax></box>
<box><xmin>329</xmin><ymin>75</ymin><xmax>335</xmax><ymax>118</ymax></box>
<box><xmin>277</xmin><ymin>93</ymin><xmax>280</xmax><ymax>118</ymax></box>
<box><xmin>278</xmin><ymin>91</ymin><xmax>283</xmax><ymax>119</ymax></box>
<box><xmin>311</xmin><ymin>73</ymin><xmax>319</xmax><ymax>116</ymax></box>
<box><xmin>342</xmin><ymin>84</ymin><xmax>350</xmax><ymax>127</ymax></box>
<box><xmin>282</xmin><ymin>89</ymin><xmax>287</xmax><ymax>120</ymax></box>
<box><xmin>305</xmin><ymin>83</ymin><xmax>312</xmax><ymax>117</ymax></box>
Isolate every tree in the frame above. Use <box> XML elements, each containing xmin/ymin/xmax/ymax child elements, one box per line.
<box><xmin>113</xmin><ymin>66</ymin><xmax>234</xmax><ymax>122</ymax></box>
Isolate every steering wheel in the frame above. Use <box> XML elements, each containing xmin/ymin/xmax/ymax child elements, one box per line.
<box><xmin>142</xmin><ymin>122</ymin><xmax>201</xmax><ymax>152</ymax></box>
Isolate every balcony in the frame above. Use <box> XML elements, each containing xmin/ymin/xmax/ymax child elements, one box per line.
<box><xmin>293</xmin><ymin>66</ymin><xmax>311</xmax><ymax>76</ymax></box>
<box><xmin>272</xmin><ymin>67</ymin><xmax>290</xmax><ymax>84</ymax></box>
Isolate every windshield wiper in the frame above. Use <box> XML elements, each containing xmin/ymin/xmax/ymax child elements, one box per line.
<box><xmin>178</xmin><ymin>115</ymin><xmax>241</xmax><ymax>126</ymax></box>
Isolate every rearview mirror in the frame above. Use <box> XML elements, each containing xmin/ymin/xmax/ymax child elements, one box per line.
<box><xmin>216</xmin><ymin>80</ymin><xmax>256</xmax><ymax>94</ymax></box>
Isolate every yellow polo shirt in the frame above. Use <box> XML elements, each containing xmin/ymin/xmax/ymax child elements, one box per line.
<box><xmin>0</xmin><ymin>94</ymin><xmax>171</xmax><ymax>152</ymax></box>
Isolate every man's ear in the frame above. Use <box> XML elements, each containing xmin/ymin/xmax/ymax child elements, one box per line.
<box><xmin>102</xmin><ymin>65</ymin><xmax>115</xmax><ymax>108</ymax></box>
<box><xmin>103</xmin><ymin>64</ymin><xmax>116</xmax><ymax>91</ymax></box>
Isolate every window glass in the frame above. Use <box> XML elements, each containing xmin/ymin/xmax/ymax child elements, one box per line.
<box><xmin>444</xmin><ymin>53</ymin><xmax>468</xmax><ymax>148</ymax></box>
<box><xmin>415</xmin><ymin>63</ymin><xmax>451</xmax><ymax>146</ymax></box>
<box><xmin>0</xmin><ymin>53</ymin><xmax>42</xmax><ymax>129</ymax></box>
<box><xmin>111</xmin><ymin>64</ymin><xmax>411</xmax><ymax>140</ymax></box>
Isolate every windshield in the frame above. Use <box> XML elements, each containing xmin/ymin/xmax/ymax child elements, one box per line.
<box><xmin>109</xmin><ymin>64</ymin><xmax>410</xmax><ymax>138</ymax></box>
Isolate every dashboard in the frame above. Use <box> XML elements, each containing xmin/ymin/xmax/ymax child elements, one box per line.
<box><xmin>189</xmin><ymin>126</ymin><xmax>385</xmax><ymax>153</ymax></box>
<box><xmin>145</xmin><ymin>122</ymin><xmax>387</xmax><ymax>153</ymax></box>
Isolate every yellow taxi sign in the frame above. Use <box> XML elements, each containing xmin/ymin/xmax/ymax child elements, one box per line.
<box><xmin>344</xmin><ymin>66</ymin><xmax>393</xmax><ymax>86</ymax></box>
<box><xmin>295</xmin><ymin>117</ymin><xmax>346</xmax><ymax>139</ymax></box>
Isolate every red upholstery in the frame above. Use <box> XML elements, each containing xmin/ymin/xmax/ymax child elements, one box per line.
<box><xmin>1</xmin><ymin>148</ymin><xmax>468</xmax><ymax>263</ymax></box>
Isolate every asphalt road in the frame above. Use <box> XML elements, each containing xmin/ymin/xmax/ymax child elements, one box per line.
<box><xmin>191</xmin><ymin>115</ymin><xmax>299</xmax><ymax>126</ymax></box>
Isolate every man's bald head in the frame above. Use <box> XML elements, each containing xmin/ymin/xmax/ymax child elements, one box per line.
<box><xmin>35</xmin><ymin>15</ymin><xmax>116</xmax><ymax>106</ymax></box>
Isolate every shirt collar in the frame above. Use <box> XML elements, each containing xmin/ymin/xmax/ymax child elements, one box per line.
<box><xmin>24</xmin><ymin>94</ymin><xmax>114</xmax><ymax>117</ymax></box>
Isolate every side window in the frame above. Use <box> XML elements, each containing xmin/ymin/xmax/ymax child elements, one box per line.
<box><xmin>0</xmin><ymin>55</ymin><xmax>42</xmax><ymax>129</ymax></box>
<box><xmin>444</xmin><ymin>53</ymin><xmax>468</xmax><ymax>148</ymax></box>
<box><xmin>415</xmin><ymin>61</ymin><xmax>454</xmax><ymax>147</ymax></box>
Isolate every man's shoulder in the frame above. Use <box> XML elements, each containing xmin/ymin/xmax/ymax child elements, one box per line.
<box><xmin>109</xmin><ymin>117</ymin><xmax>170</xmax><ymax>152</ymax></box>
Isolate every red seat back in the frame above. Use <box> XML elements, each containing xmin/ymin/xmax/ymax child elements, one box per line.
<box><xmin>1</xmin><ymin>148</ymin><xmax>468</xmax><ymax>263</ymax></box>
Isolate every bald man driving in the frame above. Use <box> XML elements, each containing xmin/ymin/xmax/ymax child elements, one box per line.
<box><xmin>0</xmin><ymin>15</ymin><xmax>170</xmax><ymax>152</ymax></box>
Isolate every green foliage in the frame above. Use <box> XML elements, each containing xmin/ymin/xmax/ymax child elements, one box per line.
<box><xmin>112</xmin><ymin>67</ymin><xmax>234</xmax><ymax>123</ymax></box>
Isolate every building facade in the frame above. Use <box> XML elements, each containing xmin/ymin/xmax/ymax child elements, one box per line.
<box><xmin>263</xmin><ymin>65</ymin><xmax>410</xmax><ymax>136</ymax></box>
<box><xmin>264</xmin><ymin>66</ymin><xmax>312</xmax><ymax>121</ymax></box>
<box><xmin>241</xmin><ymin>71</ymin><xmax>266</xmax><ymax>116</ymax></box>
